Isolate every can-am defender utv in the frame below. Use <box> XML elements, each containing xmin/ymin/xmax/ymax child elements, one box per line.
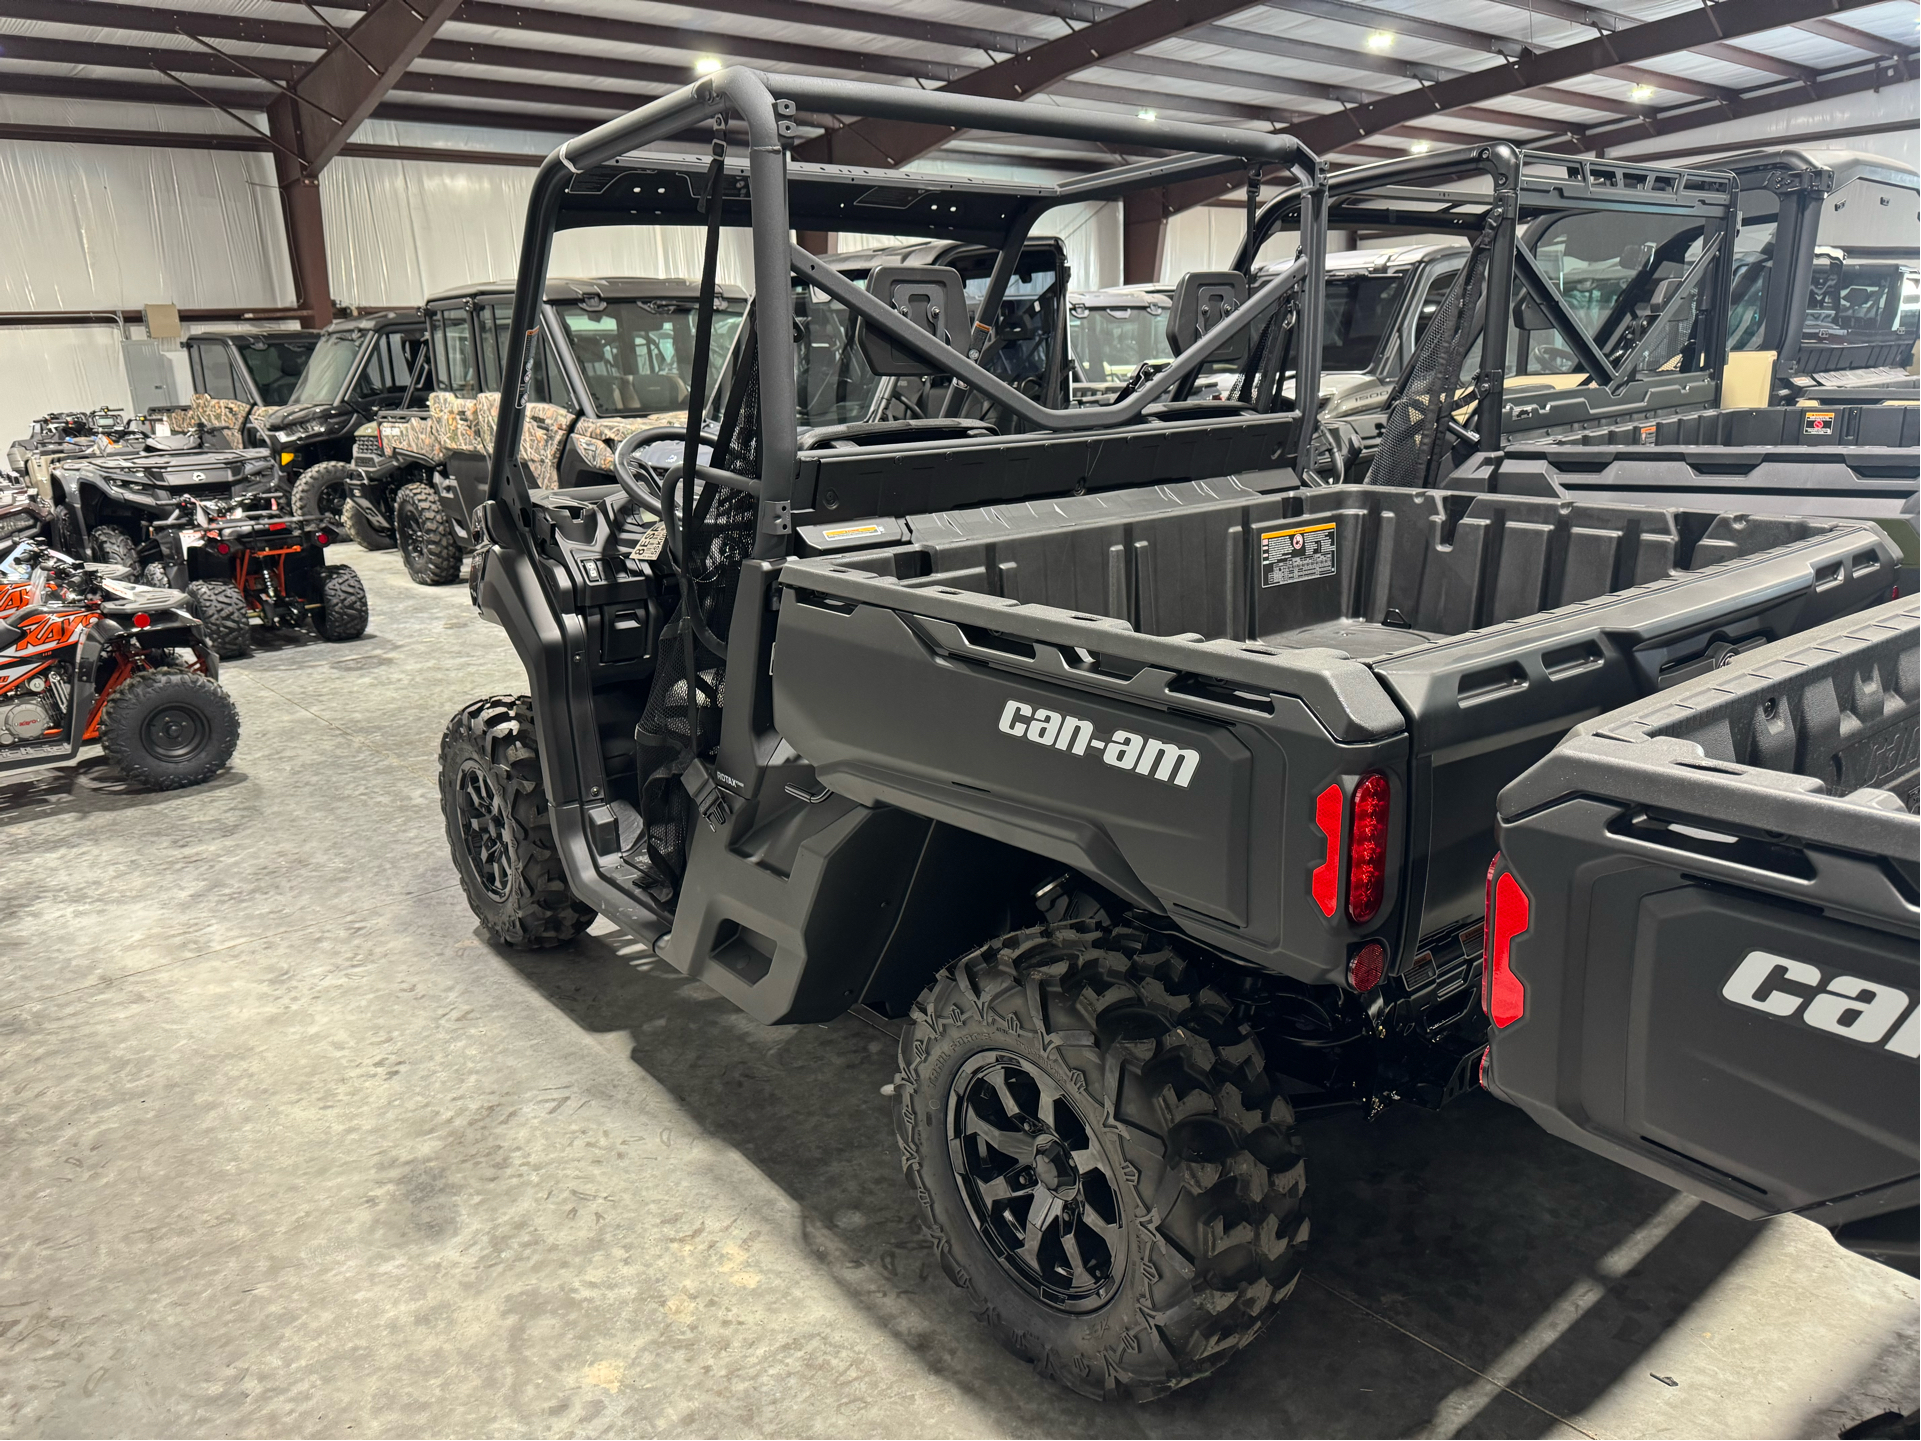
<box><xmin>145</xmin><ymin>497</ymin><xmax>366</xmax><ymax>659</ymax></box>
<box><xmin>155</xmin><ymin>329</ymin><xmax>321</xmax><ymax>448</ymax></box>
<box><xmin>0</xmin><ymin>541</ymin><xmax>239</xmax><ymax>789</ymax></box>
<box><xmin>348</xmin><ymin>276</ymin><xmax>747</xmax><ymax>585</ymax></box>
<box><xmin>438</xmin><ymin>73</ymin><xmax>1894</xmax><ymax>1402</ymax></box>
<box><xmin>267</xmin><ymin>311</ymin><xmax>431</xmax><ymax>544</ymax></box>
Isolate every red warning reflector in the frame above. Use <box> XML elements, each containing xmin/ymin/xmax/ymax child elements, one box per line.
<box><xmin>1484</xmin><ymin>863</ymin><xmax>1529</xmax><ymax>1029</ymax></box>
<box><xmin>131</xmin><ymin>612</ymin><xmax>151</xmax><ymax>629</ymax></box>
<box><xmin>1346</xmin><ymin>938</ymin><xmax>1387</xmax><ymax>993</ymax></box>
<box><xmin>1311</xmin><ymin>783</ymin><xmax>1342</xmax><ymax>917</ymax></box>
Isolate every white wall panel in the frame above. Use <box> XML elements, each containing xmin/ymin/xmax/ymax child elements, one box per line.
<box><xmin>0</xmin><ymin>325</ymin><xmax>135</xmax><ymax>449</ymax></box>
<box><xmin>0</xmin><ymin>138</ymin><xmax>291</xmax><ymax>312</ymax></box>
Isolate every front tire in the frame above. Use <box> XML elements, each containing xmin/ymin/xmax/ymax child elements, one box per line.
<box><xmin>89</xmin><ymin>524</ymin><xmax>140</xmax><ymax>572</ymax></box>
<box><xmin>395</xmin><ymin>479</ymin><xmax>462</xmax><ymax>585</ymax></box>
<box><xmin>896</xmin><ymin>922</ymin><xmax>1307</xmax><ymax>1402</ymax></box>
<box><xmin>438</xmin><ymin>695</ymin><xmax>596</xmax><ymax>948</ymax></box>
<box><xmin>98</xmin><ymin>666</ymin><xmax>240</xmax><ymax>790</ymax></box>
<box><xmin>291</xmin><ymin>461</ymin><xmax>356</xmax><ymax>532</ymax></box>
<box><xmin>184</xmin><ymin>579</ymin><xmax>253</xmax><ymax>659</ymax></box>
<box><xmin>315</xmin><ymin>564</ymin><xmax>368</xmax><ymax>641</ymax></box>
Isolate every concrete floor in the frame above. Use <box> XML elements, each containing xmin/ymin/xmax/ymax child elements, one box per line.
<box><xmin>1</xmin><ymin>546</ymin><xmax>1914</xmax><ymax>1440</ymax></box>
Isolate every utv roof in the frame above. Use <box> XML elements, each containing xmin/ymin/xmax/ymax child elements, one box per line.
<box><xmin>320</xmin><ymin>309</ymin><xmax>424</xmax><ymax>333</ymax></box>
<box><xmin>190</xmin><ymin>328</ymin><xmax>323</xmax><ymax>343</ymax></box>
<box><xmin>1321</xmin><ymin>242</ymin><xmax>1469</xmax><ymax>274</ymax></box>
<box><xmin>1717</xmin><ymin>148</ymin><xmax>1920</xmax><ymax>193</ymax></box>
<box><xmin>424</xmin><ymin>275</ymin><xmax>750</xmax><ymax>305</ymax></box>
<box><xmin>1070</xmin><ymin>288</ymin><xmax>1170</xmax><ymax>312</ymax></box>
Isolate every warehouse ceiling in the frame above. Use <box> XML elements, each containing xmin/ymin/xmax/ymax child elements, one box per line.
<box><xmin>0</xmin><ymin>0</ymin><xmax>1913</xmax><ymax>179</ymax></box>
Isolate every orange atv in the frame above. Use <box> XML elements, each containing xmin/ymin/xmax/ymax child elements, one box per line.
<box><xmin>0</xmin><ymin>545</ymin><xmax>239</xmax><ymax>789</ymax></box>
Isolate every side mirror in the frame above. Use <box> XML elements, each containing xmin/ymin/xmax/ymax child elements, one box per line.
<box><xmin>857</xmin><ymin>265</ymin><xmax>967</xmax><ymax>376</ymax></box>
<box><xmin>1513</xmin><ymin>296</ymin><xmax>1556</xmax><ymax>332</ymax></box>
<box><xmin>1165</xmin><ymin>272</ymin><xmax>1248</xmax><ymax>360</ymax></box>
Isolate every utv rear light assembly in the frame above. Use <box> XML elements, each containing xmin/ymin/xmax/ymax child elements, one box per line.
<box><xmin>1346</xmin><ymin>772</ymin><xmax>1389</xmax><ymax>923</ymax></box>
<box><xmin>1347</xmin><ymin>938</ymin><xmax>1388</xmax><ymax>992</ymax></box>
<box><xmin>1482</xmin><ymin>856</ymin><xmax>1529</xmax><ymax>1029</ymax></box>
<box><xmin>315</xmin><ymin>530</ymin><xmax>330</xmax><ymax>546</ymax></box>
<box><xmin>215</xmin><ymin>542</ymin><xmax>232</xmax><ymax>555</ymax></box>
<box><xmin>131</xmin><ymin>613</ymin><xmax>150</xmax><ymax>629</ymax></box>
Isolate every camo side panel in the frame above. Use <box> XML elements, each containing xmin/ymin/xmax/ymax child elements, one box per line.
<box><xmin>473</xmin><ymin>393</ymin><xmax>499</xmax><ymax>455</ymax></box>
<box><xmin>382</xmin><ymin>412</ymin><xmax>445</xmax><ymax>465</ymax></box>
<box><xmin>520</xmin><ymin>402</ymin><xmax>578</xmax><ymax>491</ymax></box>
<box><xmin>429</xmin><ymin>391</ymin><xmax>486</xmax><ymax>457</ymax></box>
<box><xmin>157</xmin><ymin>406</ymin><xmax>194</xmax><ymax>434</ymax></box>
<box><xmin>570</xmin><ymin>413</ymin><xmax>688</xmax><ymax>473</ymax></box>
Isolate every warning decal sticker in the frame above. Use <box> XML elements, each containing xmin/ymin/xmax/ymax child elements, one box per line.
<box><xmin>1260</xmin><ymin>521</ymin><xmax>1337</xmax><ymax>588</ymax></box>
<box><xmin>1802</xmin><ymin>410</ymin><xmax>1836</xmax><ymax>436</ymax></box>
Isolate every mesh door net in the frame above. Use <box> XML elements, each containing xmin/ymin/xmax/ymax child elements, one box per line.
<box><xmin>1372</xmin><ymin>221</ymin><xmax>1497</xmax><ymax>490</ymax></box>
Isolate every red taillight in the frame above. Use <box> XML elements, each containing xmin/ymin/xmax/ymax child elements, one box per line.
<box><xmin>315</xmin><ymin>530</ymin><xmax>330</xmax><ymax>546</ymax></box>
<box><xmin>1483</xmin><ymin>858</ymin><xmax>1529</xmax><ymax>1029</ymax></box>
<box><xmin>1346</xmin><ymin>771</ymin><xmax>1389</xmax><ymax>923</ymax></box>
<box><xmin>131</xmin><ymin>612</ymin><xmax>150</xmax><ymax>629</ymax></box>
<box><xmin>1347</xmin><ymin>938</ymin><xmax>1387</xmax><ymax>992</ymax></box>
<box><xmin>269</xmin><ymin>521</ymin><xmax>287</xmax><ymax>532</ymax></box>
<box><xmin>1311</xmin><ymin>783</ymin><xmax>1342</xmax><ymax>916</ymax></box>
<box><xmin>216</xmin><ymin>541</ymin><xmax>232</xmax><ymax>555</ymax></box>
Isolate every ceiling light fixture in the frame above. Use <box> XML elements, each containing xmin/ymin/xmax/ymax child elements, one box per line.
<box><xmin>1137</xmin><ymin>108</ymin><xmax>1157</xmax><ymax>121</ymax></box>
<box><xmin>1409</xmin><ymin>140</ymin><xmax>1431</xmax><ymax>154</ymax></box>
<box><xmin>1629</xmin><ymin>83</ymin><xmax>1656</xmax><ymax>101</ymax></box>
<box><xmin>695</xmin><ymin>56</ymin><xmax>722</xmax><ymax>73</ymax></box>
<box><xmin>1366</xmin><ymin>30</ymin><xmax>1394</xmax><ymax>49</ymax></box>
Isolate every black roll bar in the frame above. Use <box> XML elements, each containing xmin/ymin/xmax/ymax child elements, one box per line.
<box><xmin>487</xmin><ymin>68</ymin><xmax>1329</xmax><ymax>558</ymax></box>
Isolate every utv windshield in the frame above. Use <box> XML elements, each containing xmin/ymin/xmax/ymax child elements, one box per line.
<box><xmin>284</xmin><ymin>331</ymin><xmax>364</xmax><ymax>407</ymax></box>
<box><xmin>554</xmin><ymin>300</ymin><xmax>743</xmax><ymax>415</ymax></box>
<box><xmin>1806</xmin><ymin>257</ymin><xmax>1917</xmax><ymax>338</ymax></box>
<box><xmin>1071</xmin><ymin>305</ymin><xmax>1169</xmax><ymax>383</ymax></box>
<box><xmin>239</xmin><ymin>339</ymin><xmax>316</xmax><ymax>407</ymax></box>
<box><xmin>1321</xmin><ymin>273</ymin><xmax>1409</xmax><ymax>371</ymax></box>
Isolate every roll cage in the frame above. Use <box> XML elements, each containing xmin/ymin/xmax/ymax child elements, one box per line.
<box><xmin>484</xmin><ymin>69</ymin><xmax>1328</xmax><ymax>562</ymax></box>
<box><xmin>1233</xmin><ymin>144</ymin><xmax>1736</xmax><ymax>453</ymax></box>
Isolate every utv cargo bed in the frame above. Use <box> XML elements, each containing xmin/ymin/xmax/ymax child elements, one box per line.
<box><xmin>1485</xmin><ymin>596</ymin><xmax>1918</xmax><ymax>1272</ymax></box>
<box><xmin>773</xmin><ymin>483</ymin><xmax>1897</xmax><ymax>990</ymax></box>
<box><xmin>1447</xmin><ymin>409</ymin><xmax>1920</xmax><ymax>591</ymax></box>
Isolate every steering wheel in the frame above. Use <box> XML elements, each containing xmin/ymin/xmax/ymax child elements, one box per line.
<box><xmin>612</xmin><ymin>426</ymin><xmax>688</xmax><ymax>516</ymax></box>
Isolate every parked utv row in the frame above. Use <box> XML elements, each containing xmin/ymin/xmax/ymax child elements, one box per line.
<box><xmin>430</xmin><ymin>72</ymin><xmax>1915</xmax><ymax>1406</ymax></box>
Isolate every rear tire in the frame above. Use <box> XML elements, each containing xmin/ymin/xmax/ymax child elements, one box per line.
<box><xmin>139</xmin><ymin>561</ymin><xmax>171</xmax><ymax>590</ymax></box>
<box><xmin>291</xmin><ymin>461</ymin><xmax>356</xmax><ymax>532</ymax></box>
<box><xmin>438</xmin><ymin>694</ymin><xmax>596</xmax><ymax>948</ymax></box>
<box><xmin>98</xmin><ymin>666</ymin><xmax>240</xmax><ymax>790</ymax></box>
<box><xmin>395</xmin><ymin>479</ymin><xmax>461</xmax><ymax>585</ymax></box>
<box><xmin>184</xmin><ymin>579</ymin><xmax>253</xmax><ymax>660</ymax></box>
<box><xmin>315</xmin><ymin>564</ymin><xmax>368</xmax><ymax>641</ymax></box>
<box><xmin>89</xmin><ymin>524</ymin><xmax>139</xmax><ymax>572</ymax></box>
<box><xmin>896</xmin><ymin>922</ymin><xmax>1308</xmax><ymax>1402</ymax></box>
<box><xmin>343</xmin><ymin>497</ymin><xmax>396</xmax><ymax>551</ymax></box>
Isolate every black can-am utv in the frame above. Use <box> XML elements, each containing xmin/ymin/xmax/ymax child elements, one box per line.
<box><xmin>145</xmin><ymin>496</ymin><xmax>367</xmax><ymax>659</ymax></box>
<box><xmin>437</xmin><ymin>73</ymin><xmax>1894</xmax><ymax>1403</ymax></box>
<box><xmin>155</xmin><ymin>329</ymin><xmax>321</xmax><ymax>448</ymax></box>
<box><xmin>265</xmin><ymin>311</ymin><xmax>432</xmax><ymax>544</ymax></box>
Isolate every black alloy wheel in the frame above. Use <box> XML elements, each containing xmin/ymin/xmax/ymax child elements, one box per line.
<box><xmin>949</xmin><ymin>1052</ymin><xmax>1125</xmax><ymax>1312</ymax></box>
<box><xmin>455</xmin><ymin>758</ymin><xmax>512</xmax><ymax>902</ymax></box>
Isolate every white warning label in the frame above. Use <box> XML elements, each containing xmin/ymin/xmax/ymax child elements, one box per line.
<box><xmin>1260</xmin><ymin>521</ymin><xmax>1337</xmax><ymax>588</ymax></box>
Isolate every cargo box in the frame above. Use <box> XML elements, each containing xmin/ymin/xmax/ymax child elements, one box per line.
<box><xmin>1485</xmin><ymin>596</ymin><xmax>1918</xmax><ymax>1271</ymax></box>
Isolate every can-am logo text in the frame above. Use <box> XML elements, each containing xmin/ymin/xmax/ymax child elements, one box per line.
<box><xmin>1722</xmin><ymin>951</ymin><xmax>1918</xmax><ymax>1055</ymax></box>
<box><xmin>997</xmin><ymin>699</ymin><xmax>1199</xmax><ymax>788</ymax></box>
